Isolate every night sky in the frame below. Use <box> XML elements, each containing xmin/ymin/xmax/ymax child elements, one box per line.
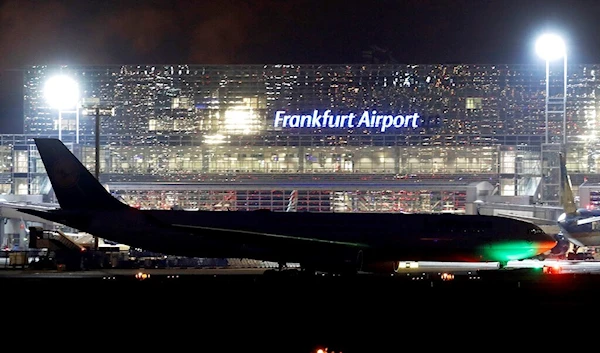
<box><xmin>0</xmin><ymin>0</ymin><xmax>598</xmax><ymax>134</ymax></box>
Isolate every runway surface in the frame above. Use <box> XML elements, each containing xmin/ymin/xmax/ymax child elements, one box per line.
<box><xmin>3</xmin><ymin>260</ymin><xmax>595</xmax><ymax>353</ymax></box>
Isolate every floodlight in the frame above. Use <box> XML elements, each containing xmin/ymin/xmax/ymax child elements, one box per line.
<box><xmin>44</xmin><ymin>75</ymin><xmax>79</xmax><ymax>110</ymax></box>
<box><xmin>535</xmin><ymin>34</ymin><xmax>565</xmax><ymax>61</ymax></box>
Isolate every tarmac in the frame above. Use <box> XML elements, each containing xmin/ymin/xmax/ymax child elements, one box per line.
<box><xmin>3</xmin><ymin>264</ymin><xmax>593</xmax><ymax>353</ymax></box>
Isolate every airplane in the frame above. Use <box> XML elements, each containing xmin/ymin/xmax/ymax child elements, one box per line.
<box><xmin>17</xmin><ymin>138</ymin><xmax>557</xmax><ymax>275</ymax></box>
<box><xmin>493</xmin><ymin>152</ymin><xmax>600</xmax><ymax>258</ymax></box>
<box><xmin>554</xmin><ymin>152</ymin><xmax>600</xmax><ymax>251</ymax></box>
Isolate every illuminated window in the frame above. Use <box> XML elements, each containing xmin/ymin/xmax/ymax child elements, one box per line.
<box><xmin>223</xmin><ymin>107</ymin><xmax>260</xmax><ymax>135</ymax></box>
<box><xmin>14</xmin><ymin>150</ymin><xmax>28</xmax><ymax>173</ymax></box>
<box><xmin>466</xmin><ymin>97</ymin><xmax>482</xmax><ymax>110</ymax></box>
<box><xmin>14</xmin><ymin>178</ymin><xmax>28</xmax><ymax>195</ymax></box>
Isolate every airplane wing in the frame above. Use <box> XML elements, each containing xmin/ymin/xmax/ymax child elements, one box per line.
<box><xmin>495</xmin><ymin>212</ymin><xmax>558</xmax><ymax>226</ymax></box>
<box><xmin>577</xmin><ymin>216</ymin><xmax>600</xmax><ymax>226</ymax></box>
<box><xmin>170</xmin><ymin>223</ymin><xmax>370</xmax><ymax>249</ymax></box>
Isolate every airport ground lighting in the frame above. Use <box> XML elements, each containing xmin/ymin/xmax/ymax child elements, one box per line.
<box><xmin>535</xmin><ymin>34</ymin><xmax>566</xmax><ymax>61</ymax></box>
<box><xmin>44</xmin><ymin>75</ymin><xmax>80</xmax><ymax>141</ymax></box>
<box><xmin>535</xmin><ymin>33</ymin><xmax>567</xmax><ymax>144</ymax></box>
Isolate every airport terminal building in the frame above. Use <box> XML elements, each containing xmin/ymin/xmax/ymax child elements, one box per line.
<box><xmin>3</xmin><ymin>63</ymin><xmax>600</xmax><ymax>224</ymax></box>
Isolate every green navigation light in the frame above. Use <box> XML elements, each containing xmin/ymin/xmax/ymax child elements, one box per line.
<box><xmin>477</xmin><ymin>240</ymin><xmax>544</xmax><ymax>262</ymax></box>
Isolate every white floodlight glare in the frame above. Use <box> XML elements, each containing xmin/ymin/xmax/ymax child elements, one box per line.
<box><xmin>44</xmin><ymin>75</ymin><xmax>79</xmax><ymax>110</ymax></box>
<box><xmin>535</xmin><ymin>33</ymin><xmax>566</xmax><ymax>61</ymax></box>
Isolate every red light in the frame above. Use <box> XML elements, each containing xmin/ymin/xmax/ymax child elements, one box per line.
<box><xmin>543</xmin><ymin>264</ymin><xmax>562</xmax><ymax>274</ymax></box>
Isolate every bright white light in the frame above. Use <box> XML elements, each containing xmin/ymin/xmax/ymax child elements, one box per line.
<box><xmin>44</xmin><ymin>75</ymin><xmax>79</xmax><ymax>109</ymax></box>
<box><xmin>535</xmin><ymin>33</ymin><xmax>566</xmax><ymax>61</ymax></box>
<box><xmin>204</xmin><ymin>134</ymin><xmax>227</xmax><ymax>145</ymax></box>
<box><xmin>224</xmin><ymin>107</ymin><xmax>257</xmax><ymax>134</ymax></box>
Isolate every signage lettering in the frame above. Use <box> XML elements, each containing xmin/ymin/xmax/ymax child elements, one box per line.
<box><xmin>274</xmin><ymin>110</ymin><xmax>420</xmax><ymax>132</ymax></box>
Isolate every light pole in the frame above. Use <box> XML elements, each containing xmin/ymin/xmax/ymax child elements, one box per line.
<box><xmin>535</xmin><ymin>33</ymin><xmax>567</xmax><ymax>206</ymax></box>
<box><xmin>81</xmin><ymin>98</ymin><xmax>114</xmax><ymax>251</ymax></box>
<box><xmin>81</xmin><ymin>99</ymin><xmax>115</xmax><ymax>178</ymax></box>
<box><xmin>81</xmin><ymin>98</ymin><xmax>103</xmax><ymax>179</ymax></box>
<box><xmin>44</xmin><ymin>75</ymin><xmax>80</xmax><ymax>141</ymax></box>
<box><xmin>44</xmin><ymin>77</ymin><xmax>114</xmax><ymax>251</ymax></box>
<box><xmin>535</xmin><ymin>33</ymin><xmax>567</xmax><ymax>144</ymax></box>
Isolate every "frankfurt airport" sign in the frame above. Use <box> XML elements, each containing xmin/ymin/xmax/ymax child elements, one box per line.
<box><xmin>274</xmin><ymin>110</ymin><xmax>420</xmax><ymax>132</ymax></box>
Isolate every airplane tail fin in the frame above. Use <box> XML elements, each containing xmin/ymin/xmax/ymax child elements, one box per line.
<box><xmin>559</xmin><ymin>152</ymin><xmax>578</xmax><ymax>215</ymax></box>
<box><xmin>34</xmin><ymin>138</ymin><xmax>129</xmax><ymax>211</ymax></box>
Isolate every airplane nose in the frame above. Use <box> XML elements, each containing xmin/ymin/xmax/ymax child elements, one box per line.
<box><xmin>538</xmin><ymin>240</ymin><xmax>558</xmax><ymax>254</ymax></box>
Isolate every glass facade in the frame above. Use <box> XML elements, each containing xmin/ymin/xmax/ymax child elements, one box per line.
<box><xmin>7</xmin><ymin>64</ymin><xmax>600</xmax><ymax>211</ymax></box>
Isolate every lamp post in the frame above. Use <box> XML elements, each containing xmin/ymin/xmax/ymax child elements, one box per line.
<box><xmin>44</xmin><ymin>75</ymin><xmax>80</xmax><ymax>141</ymax></box>
<box><xmin>535</xmin><ymin>33</ymin><xmax>567</xmax><ymax>144</ymax></box>
<box><xmin>535</xmin><ymin>33</ymin><xmax>567</xmax><ymax>206</ymax></box>
<box><xmin>81</xmin><ymin>98</ymin><xmax>114</xmax><ymax>251</ymax></box>
<box><xmin>81</xmin><ymin>98</ymin><xmax>103</xmax><ymax>179</ymax></box>
<box><xmin>44</xmin><ymin>77</ymin><xmax>115</xmax><ymax>251</ymax></box>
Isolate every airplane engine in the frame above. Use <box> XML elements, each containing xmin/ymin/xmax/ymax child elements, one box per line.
<box><xmin>361</xmin><ymin>260</ymin><xmax>403</xmax><ymax>274</ymax></box>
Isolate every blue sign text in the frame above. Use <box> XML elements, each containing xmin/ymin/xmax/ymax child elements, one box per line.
<box><xmin>274</xmin><ymin>110</ymin><xmax>420</xmax><ymax>132</ymax></box>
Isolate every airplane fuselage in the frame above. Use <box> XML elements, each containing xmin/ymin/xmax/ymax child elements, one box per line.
<box><xmin>37</xmin><ymin>206</ymin><xmax>556</xmax><ymax>272</ymax></box>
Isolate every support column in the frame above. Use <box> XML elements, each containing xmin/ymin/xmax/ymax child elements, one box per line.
<box><xmin>298</xmin><ymin>146</ymin><xmax>305</xmax><ymax>173</ymax></box>
<box><xmin>540</xmin><ymin>143</ymin><xmax>564</xmax><ymax>206</ymax></box>
<box><xmin>201</xmin><ymin>148</ymin><xmax>210</xmax><ymax>173</ymax></box>
<box><xmin>394</xmin><ymin>146</ymin><xmax>401</xmax><ymax>175</ymax></box>
<box><xmin>0</xmin><ymin>218</ymin><xmax>6</xmax><ymax>249</ymax></box>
